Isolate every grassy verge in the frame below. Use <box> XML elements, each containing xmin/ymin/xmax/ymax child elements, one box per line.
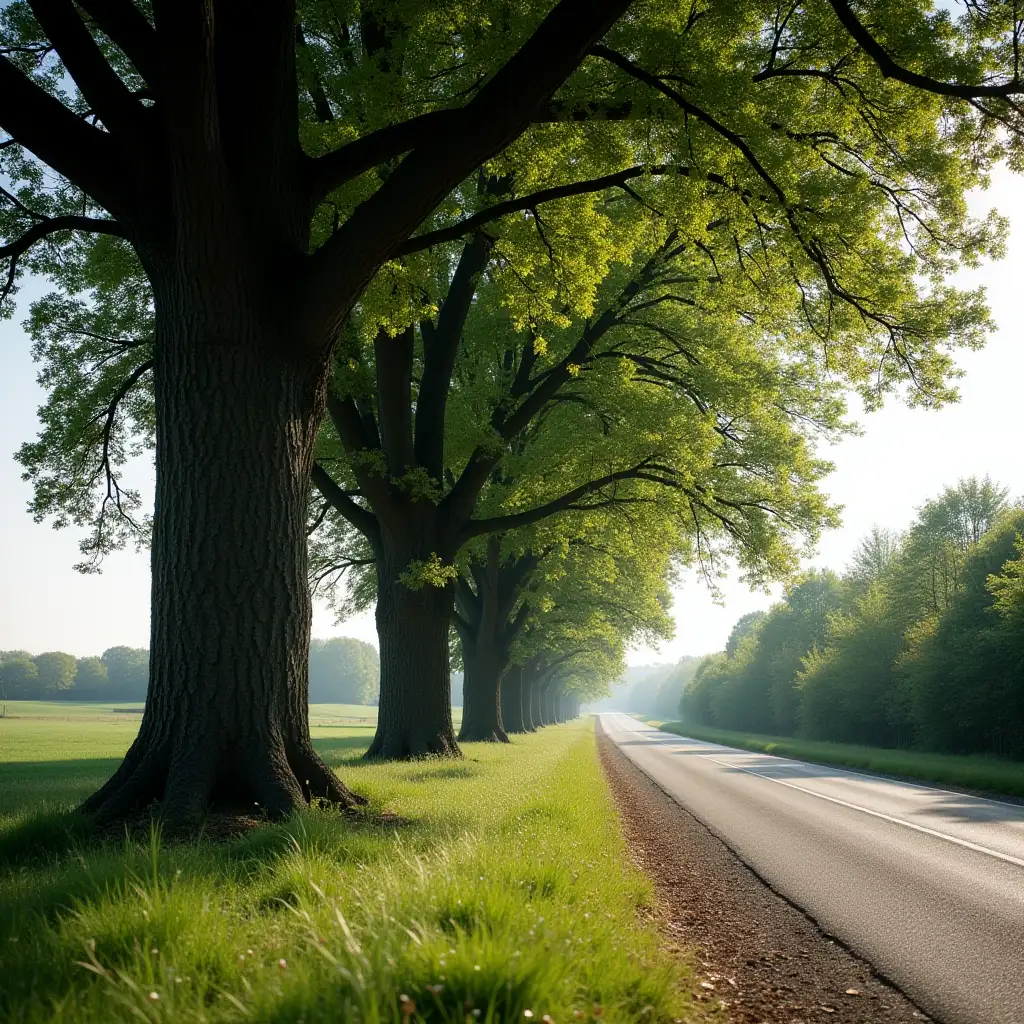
<box><xmin>0</xmin><ymin>719</ymin><xmax>703</xmax><ymax>1023</ymax></box>
<box><xmin>655</xmin><ymin>721</ymin><xmax>1024</xmax><ymax>799</ymax></box>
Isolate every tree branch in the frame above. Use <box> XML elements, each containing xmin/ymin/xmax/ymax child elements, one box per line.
<box><xmin>399</xmin><ymin>165</ymin><xmax>684</xmax><ymax>255</ymax></box>
<box><xmin>29</xmin><ymin>0</ymin><xmax>148</xmax><ymax>139</ymax></box>
<box><xmin>301</xmin><ymin>0</ymin><xmax>634</xmax><ymax>339</ymax></box>
<box><xmin>1</xmin><ymin>214</ymin><xmax>126</xmax><ymax>306</ymax></box>
<box><xmin>460</xmin><ymin>461</ymin><xmax>656</xmax><ymax>540</ymax></box>
<box><xmin>414</xmin><ymin>233</ymin><xmax>492</xmax><ymax>478</ymax></box>
<box><xmin>825</xmin><ymin>0</ymin><xmax>1024</xmax><ymax>99</ymax></box>
<box><xmin>77</xmin><ymin>0</ymin><xmax>160</xmax><ymax>87</ymax></box>
<box><xmin>0</xmin><ymin>55</ymin><xmax>132</xmax><ymax>216</ymax></box>
<box><xmin>307</xmin><ymin>110</ymin><xmax>459</xmax><ymax>204</ymax></box>
<box><xmin>311</xmin><ymin>462</ymin><xmax>379</xmax><ymax>541</ymax></box>
<box><xmin>374</xmin><ymin>326</ymin><xmax>416</xmax><ymax>475</ymax></box>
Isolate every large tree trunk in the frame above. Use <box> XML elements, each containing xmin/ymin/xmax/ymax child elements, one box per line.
<box><xmin>501</xmin><ymin>665</ymin><xmax>529</xmax><ymax>733</ymax></box>
<box><xmin>545</xmin><ymin>687</ymin><xmax>557</xmax><ymax>725</ymax></box>
<box><xmin>366</xmin><ymin>523</ymin><xmax>460</xmax><ymax>759</ymax></box>
<box><xmin>84</xmin><ymin>292</ymin><xmax>363</xmax><ymax>824</ymax></box>
<box><xmin>459</xmin><ymin>638</ymin><xmax>510</xmax><ymax>743</ymax></box>
<box><xmin>532</xmin><ymin>679</ymin><xmax>546</xmax><ymax>727</ymax></box>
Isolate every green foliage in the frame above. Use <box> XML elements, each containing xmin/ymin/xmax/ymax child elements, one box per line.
<box><xmin>3</xmin><ymin>0</ymin><xmax>1008</xmax><ymax>580</ymax></box>
<box><xmin>904</xmin><ymin>510</ymin><xmax>1024</xmax><ymax>758</ymax></box>
<box><xmin>100</xmin><ymin>646</ymin><xmax>150</xmax><ymax>702</ymax></box>
<box><xmin>0</xmin><ymin>651</ymin><xmax>39</xmax><ymax>700</ymax></box>
<box><xmin>308</xmin><ymin>638</ymin><xmax>379</xmax><ymax>706</ymax></box>
<box><xmin>398</xmin><ymin>554</ymin><xmax>460</xmax><ymax>591</ymax></box>
<box><xmin>73</xmin><ymin>656</ymin><xmax>110</xmax><ymax>698</ymax></box>
<box><xmin>681</xmin><ymin>571</ymin><xmax>846</xmax><ymax>734</ymax></box>
<box><xmin>0</xmin><ymin>720</ymin><xmax>701</xmax><ymax>1023</ymax></box>
<box><xmin>655</xmin><ymin>723</ymin><xmax>1024</xmax><ymax>801</ymax></box>
<box><xmin>682</xmin><ymin>477</ymin><xmax>1024</xmax><ymax>760</ymax></box>
<box><xmin>31</xmin><ymin>651</ymin><xmax>77</xmax><ymax>696</ymax></box>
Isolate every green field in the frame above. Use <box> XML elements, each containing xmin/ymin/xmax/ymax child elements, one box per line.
<box><xmin>0</xmin><ymin>704</ymin><xmax>701</xmax><ymax>1023</ymax></box>
<box><xmin>654</xmin><ymin>720</ymin><xmax>1024</xmax><ymax>799</ymax></box>
<box><xmin>0</xmin><ymin>703</ymin><xmax>389</xmax><ymax>824</ymax></box>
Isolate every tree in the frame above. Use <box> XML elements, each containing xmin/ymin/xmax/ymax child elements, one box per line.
<box><xmin>1</xmin><ymin>0</ymin><xmax>644</xmax><ymax>815</ymax></box>
<box><xmin>453</xmin><ymin>538</ymin><xmax>538</xmax><ymax>742</ymax></box>
<box><xmin>74</xmin><ymin>655</ymin><xmax>109</xmax><ymax>698</ymax></box>
<box><xmin>725</xmin><ymin>612</ymin><xmax>766</xmax><ymax>659</ymax></box>
<box><xmin>904</xmin><ymin>509</ymin><xmax>1024</xmax><ymax>758</ymax></box>
<box><xmin>888</xmin><ymin>477</ymin><xmax>1008</xmax><ymax>622</ymax></box>
<box><xmin>846</xmin><ymin>526</ymin><xmax>901</xmax><ymax>597</ymax></box>
<box><xmin>680</xmin><ymin>571</ymin><xmax>845</xmax><ymax>734</ymax></box>
<box><xmin>308</xmin><ymin>637</ymin><xmax>379</xmax><ymax>705</ymax></box>
<box><xmin>0</xmin><ymin>1</ymin><xmax>1005</xmax><ymax>815</ymax></box>
<box><xmin>0</xmin><ymin>651</ymin><xmax>40</xmax><ymax>699</ymax></box>
<box><xmin>32</xmin><ymin>651</ymin><xmax>78</xmax><ymax>696</ymax></box>
<box><xmin>100</xmin><ymin>646</ymin><xmax>148</xmax><ymax>701</ymax></box>
<box><xmin>797</xmin><ymin>583</ymin><xmax>909</xmax><ymax>745</ymax></box>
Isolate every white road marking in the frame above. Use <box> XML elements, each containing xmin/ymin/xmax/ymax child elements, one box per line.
<box><xmin>609</xmin><ymin>718</ymin><xmax>1024</xmax><ymax>870</ymax></box>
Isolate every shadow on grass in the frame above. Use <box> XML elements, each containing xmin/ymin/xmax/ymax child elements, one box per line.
<box><xmin>0</xmin><ymin>734</ymin><xmax>433</xmax><ymax>874</ymax></box>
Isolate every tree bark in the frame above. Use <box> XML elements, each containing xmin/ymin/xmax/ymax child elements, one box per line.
<box><xmin>459</xmin><ymin>637</ymin><xmax>510</xmax><ymax>743</ymax></box>
<box><xmin>501</xmin><ymin>664</ymin><xmax>529</xmax><ymax>733</ymax></box>
<box><xmin>365</xmin><ymin>521</ymin><xmax>460</xmax><ymax>759</ymax></box>
<box><xmin>84</xmin><ymin>287</ymin><xmax>363</xmax><ymax>823</ymax></box>
<box><xmin>532</xmin><ymin>678</ymin><xmax>547</xmax><ymax>727</ymax></box>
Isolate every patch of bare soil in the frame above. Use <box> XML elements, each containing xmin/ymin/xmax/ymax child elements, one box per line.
<box><xmin>597</xmin><ymin>727</ymin><xmax>932</xmax><ymax>1024</ymax></box>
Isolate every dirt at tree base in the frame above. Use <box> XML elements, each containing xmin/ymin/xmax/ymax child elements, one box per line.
<box><xmin>597</xmin><ymin>726</ymin><xmax>933</xmax><ymax>1024</ymax></box>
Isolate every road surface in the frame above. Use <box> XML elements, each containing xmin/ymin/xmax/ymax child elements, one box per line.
<box><xmin>599</xmin><ymin>714</ymin><xmax>1024</xmax><ymax>1024</ymax></box>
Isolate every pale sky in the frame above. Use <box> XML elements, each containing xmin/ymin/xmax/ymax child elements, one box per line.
<box><xmin>2</xmin><ymin>168</ymin><xmax>1023</xmax><ymax>664</ymax></box>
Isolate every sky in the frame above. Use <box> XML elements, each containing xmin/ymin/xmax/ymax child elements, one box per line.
<box><xmin>2</xmin><ymin>168</ymin><xmax>1023</xmax><ymax>665</ymax></box>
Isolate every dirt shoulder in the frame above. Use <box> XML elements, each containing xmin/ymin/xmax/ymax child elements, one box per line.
<box><xmin>597</xmin><ymin>724</ymin><xmax>932</xmax><ymax>1024</ymax></box>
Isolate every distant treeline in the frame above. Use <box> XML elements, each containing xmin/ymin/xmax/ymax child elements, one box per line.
<box><xmin>682</xmin><ymin>478</ymin><xmax>1024</xmax><ymax>760</ymax></box>
<box><xmin>587</xmin><ymin>657</ymin><xmax>702</xmax><ymax>719</ymax></box>
<box><xmin>0</xmin><ymin>637</ymin><xmax>379</xmax><ymax>706</ymax></box>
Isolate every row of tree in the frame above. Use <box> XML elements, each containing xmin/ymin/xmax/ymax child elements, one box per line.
<box><xmin>3</xmin><ymin>1</ymin><xmax>1023</xmax><ymax>821</ymax></box>
<box><xmin>2</xmin><ymin>638</ymin><xmax>380</xmax><ymax>706</ymax></box>
<box><xmin>0</xmin><ymin>646</ymin><xmax>148</xmax><ymax>702</ymax></box>
<box><xmin>682</xmin><ymin>478</ymin><xmax>1024</xmax><ymax>760</ymax></box>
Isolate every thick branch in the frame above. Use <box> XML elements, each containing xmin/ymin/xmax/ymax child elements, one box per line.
<box><xmin>0</xmin><ymin>56</ymin><xmax>131</xmax><ymax>215</ymax></box>
<box><xmin>1</xmin><ymin>214</ymin><xmax>126</xmax><ymax>305</ymax></box>
<box><xmin>78</xmin><ymin>0</ymin><xmax>160</xmax><ymax>87</ymax></box>
<box><xmin>307</xmin><ymin>110</ymin><xmax>458</xmax><ymax>204</ymax></box>
<box><xmin>29</xmin><ymin>0</ymin><xmax>147</xmax><ymax>139</ymax></box>
<box><xmin>302</xmin><ymin>0</ymin><xmax>634</xmax><ymax>338</ymax></box>
<box><xmin>311</xmin><ymin>462</ymin><xmax>379</xmax><ymax>541</ymax></box>
<box><xmin>461</xmin><ymin>461</ymin><xmax>655</xmax><ymax>540</ymax></box>
<box><xmin>826</xmin><ymin>0</ymin><xmax>1024</xmax><ymax>98</ymax></box>
<box><xmin>414</xmin><ymin>233</ymin><xmax>492</xmax><ymax>478</ymax></box>
<box><xmin>323</xmin><ymin>390</ymin><xmax>395</xmax><ymax>519</ymax></box>
<box><xmin>374</xmin><ymin>326</ymin><xmax>415</xmax><ymax>474</ymax></box>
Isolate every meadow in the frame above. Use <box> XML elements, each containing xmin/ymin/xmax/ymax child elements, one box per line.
<box><xmin>655</xmin><ymin>721</ymin><xmax>1024</xmax><ymax>799</ymax></box>
<box><xmin>0</xmin><ymin>704</ymin><xmax>704</xmax><ymax>1023</ymax></box>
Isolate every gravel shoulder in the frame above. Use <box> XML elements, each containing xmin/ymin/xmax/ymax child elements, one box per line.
<box><xmin>597</xmin><ymin>722</ymin><xmax>933</xmax><ymax>1024</ymax></box>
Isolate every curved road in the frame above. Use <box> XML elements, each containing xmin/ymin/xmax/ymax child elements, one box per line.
<box><xmin>599</xmin><ymin>714</ymin><xmax>1024</xmax><ymax>1024</ymax></box>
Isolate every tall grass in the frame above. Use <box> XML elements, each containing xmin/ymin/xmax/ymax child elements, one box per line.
<box><xmin>0</xmin><ymin>721</ymin><xmax>702</xmax><ymax>1023</ymax></box>
<box><xmin>656</xmin><ymin>721</ymin><xmax>1024</xmax><ymax>799</ymax></box>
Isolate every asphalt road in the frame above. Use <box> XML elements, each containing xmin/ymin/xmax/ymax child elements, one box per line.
<box><xmin>599</xmin><ymin>713</ymin><xmax>1024</xmax><ymax>1024</ymax></box>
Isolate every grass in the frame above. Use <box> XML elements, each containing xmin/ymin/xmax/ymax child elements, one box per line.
<box><xmin>654</xmin><ymin>720</ymin><xmax>1024</xmax><ymax>799</ymax></box>
<box><xmin>0</xmin><ymin>708</ymin><xmax>704</xmax><ymax>1023</ymax></box>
